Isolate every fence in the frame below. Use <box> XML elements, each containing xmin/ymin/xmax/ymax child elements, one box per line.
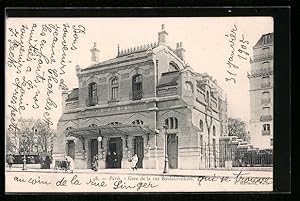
<box><xmin>200</xmin><ymin>144</ymin><xmax>273</xmax><ymax>168</ymax></box>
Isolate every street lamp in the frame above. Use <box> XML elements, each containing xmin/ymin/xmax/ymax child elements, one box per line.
<box><xmin>21</xmin><ymin>134</ymin><xmax>27</xmax><ymax>170</ymax></box>
<box><xmin>163</xmin><ymin>124</ymin><xmax>169</xmax><ymax>173</ymax></box>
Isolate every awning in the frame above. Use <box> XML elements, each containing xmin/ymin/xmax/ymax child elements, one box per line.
<box><xmin>64</xmin><ymin>124</ymin><xmax>156</xmax><ymax>139</ymax></box>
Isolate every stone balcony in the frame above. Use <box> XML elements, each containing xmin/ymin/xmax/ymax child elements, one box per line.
<box><xmin>86</xmin><ymin>96</ymin><xmax>98</xmax><ymax>107</ymax></box>
<box><xmin>247</xmin><ymin>67</ymin><xmax>273</xmax><ymax>78</ymax></box>
<box><xmin>262</xmin><ymin>130</ymin><xmax>271</xmax><ymax>135</ymax></box>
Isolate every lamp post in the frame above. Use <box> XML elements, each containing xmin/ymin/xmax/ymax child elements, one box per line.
<box><xmin>97</xmin><ymin>136</ymin><xmax>103</xmax><ymax>159</ymax></box>
<box><xmin>21</xmin><ymin>134</ymin><xmax>27</xmax><ymax>170</ymax></box>
<box><xmin>163</xmin><ymin>124</ymin><xmax>169</xmax><ymax>173</ymax></box>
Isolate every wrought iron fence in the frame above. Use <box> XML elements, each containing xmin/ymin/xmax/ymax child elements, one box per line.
<box><xmin>199</xmin><ymin>144</ymin><xmax>273</xmax><ymax>168</ymax></box>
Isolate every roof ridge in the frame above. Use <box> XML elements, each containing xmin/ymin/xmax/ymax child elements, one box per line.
<box><xmin>117</xmin><ymin>41</ymin><xmax>158</xmax><ymax>57</ymax></box>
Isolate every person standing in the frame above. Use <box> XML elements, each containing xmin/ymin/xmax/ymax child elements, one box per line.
<box><xmin>131</xmin><ymin>154</ymin><xmax>139</xmax><ymax>171</ymax></box>
<box><xmin>45</xmin><ymin>156</ymin><xmax>51</xmax><ymax>169</ymax></box>
<box><xmin>92</xmin><ymin>155</ymin><xmax>98</xmax><ymax>171</ymax></box>
<box><xmin>7</xmin><ymin>154</ymin><xmax>14</xmax><ymax>170</ymax></box>
<box><xmin>65</xmin><ymin>155</ymin><xmax>75</xmax><ymax>173</ymax></box>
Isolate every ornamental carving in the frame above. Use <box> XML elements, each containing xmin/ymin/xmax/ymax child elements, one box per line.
<box><xmin>260</xmin><ymin>115</ymin><xmax>272</xmax><ymax>122</ymax></box>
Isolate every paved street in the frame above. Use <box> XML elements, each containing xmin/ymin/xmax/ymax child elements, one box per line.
<box><xmin>6</xmin><ymin>166</ymin><xmax>273</xmax><ymax>177</ymax></box>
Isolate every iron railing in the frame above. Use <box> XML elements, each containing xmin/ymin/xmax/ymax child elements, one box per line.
<box><xmin>262</xmin><ymin>130</ymin><xmax>271</xmax><ymax>135</ymax></box>
<box><xmin>260</xmin><ymin>115</ymin><xmax>272</xmax><ymax>122</ymax></box>
<box><xmin>248</xmin><ymin>68</ymin><xmax>273</xmax><ymax>77</ymax></box>
<box><xmin>132</xmin><ymin>90</ymin><xmax>143</xmax><ymax>100</ymax></box>
<box><xmin>86</xmin><ymin>96</ymin><xmax>98</xmax><ymax>106</ymax></box>
<box><xmin>252</xmin><ymin>52</ymin><xmax>273</xmax><ymax>62</ymax></box>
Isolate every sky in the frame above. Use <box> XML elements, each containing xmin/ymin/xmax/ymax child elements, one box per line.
<box><xmin>5</xmin><ymin>17</ymin><xmax>273</xmax><ymax>130</ymax></box>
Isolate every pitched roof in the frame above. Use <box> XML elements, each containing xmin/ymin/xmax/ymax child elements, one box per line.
<box><xmin>157</xmin><ymin>71</ymin><xmax>180</xmax><ymax>88</ymax></box>
<box><xmin>82</xmin><ymin>42</ymin><xmax>158</xmax><ymax>72</ymax></box>
<box><xmin>254</xmin><ymin>33</ymin><xmax>274</xmax><ymax>47</ymax></box>
<box><xmin>66</xmin><ymin>88</ymin><xmax>79</xmax><ymax>101</ymax></box>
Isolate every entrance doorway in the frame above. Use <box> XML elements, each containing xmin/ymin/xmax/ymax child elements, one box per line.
<box><xmin>107</xmin><ymin>137</ymin><xmax>123</xmax><ymax>168</ymax></box>
<box><xmin>167</xmin><ymin>134</ymin><xmax>178</xmax><ymax>169</ymax></box>
<box><xmin>67</xmin><ymin>140</ymin><xmax>75</xmax><ymax>160</ymax></box>
<box><xmin>90</xmin><ymin>139</ymin><xmax>98</xmax><ymax>167</ymax></box>
<box><xmin>133</xmin><ymin>136</ymin><xmax>144</xmax><ymax>168</ymax></box>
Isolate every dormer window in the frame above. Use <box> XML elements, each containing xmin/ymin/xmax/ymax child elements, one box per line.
<box><xmin>169</xmin><ymin>61</ymin><xmax>180</xmax><ymax>72</ymax></box>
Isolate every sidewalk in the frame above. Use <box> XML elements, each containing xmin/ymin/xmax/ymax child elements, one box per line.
<box><xmin>5</xmin><ymin>167</ymin><xmax>273</xmax><ymax>178</ymax></box>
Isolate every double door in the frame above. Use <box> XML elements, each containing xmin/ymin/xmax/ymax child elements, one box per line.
<box><xmin>167</xmin><ymin>134</ymin><xmax>178</xmax><ymax>169</ymax></box>
<box><xmin>107</xmin><ymin>137</ymin><xmax>123</xmax><ymax>168</ymax></box>
<box><xmin>133</xmin><ymin>136</ymin><xmax>144</xmax><ymax>168</ymax></box>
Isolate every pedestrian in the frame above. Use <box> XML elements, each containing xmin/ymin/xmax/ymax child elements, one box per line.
<box><xmin>92</xmin><ymin>155</ymin><xmax>98</xmax><ymax>171</ymax></box>
<box><xmin>45</xmin><ymin>156</ymin><xmax>51</xmax><ymax>169</ymax></box>
<box><xmin>131</xmin><ymin>154</ymin><xmax>139</xmax><ymax>171</ymax></box>
<box><xmin>112</xmin><ymin>152</ymin><xmax>118</xmax><ymax>167</ymax></box>
<box><xmin>65</xmin><ymin>155</ymin><xmax>75</xmax><ymax>173</ymax></box>
<box><xmin>106</xmin><ymin>151</ymin><xmax>112</xmax><ymax>168</ymax></box>
<box><xmin>7</xmin><ymin>154</ymin><xmax>14</xmax><ymax>170</ymax></box>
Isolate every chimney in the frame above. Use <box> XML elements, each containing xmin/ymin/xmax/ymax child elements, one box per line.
<box><xmin>175</xmin><ymin>42</ymin><xmax>185</xmax><ymax>60</ymax></box>
<box><xmin>90</xmin><ymin>42</ymin><xmax>100</xmax><ymax>63</ymax></box>
<box><xmin>158</xmin><ymin>24</ymin><xmax>168</xmax><ymax>45</ymax></box>
<box><xmin>75</xmin><ymin>64</ymin><xmax>81</xmax><ymax>77</ymax></box>
<box><xmin>62</xmin><ymin>90</ymin><xmax>68</xmax><ymax>113</ymax></box>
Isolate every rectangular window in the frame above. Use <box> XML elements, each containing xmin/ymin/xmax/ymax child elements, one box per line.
<box><xmin>263</xmin><ymin>107</ymin><xmax>270</xmax><ymax>116</ymax></box>
<box><xmin>270</xmin><ymin>139</ymin><xmax>273</xmax><ymax>146</ymax></box>
<box><xmin>200</xmin><ymin>135</ymin><xmax>203</xmax><ymax>154</ymax></box>
<box><xmin>212</xmin><ymin>139</ymin><xmax>216</xmax><ymax>157</ymax></box>
<box><xmin>263</xmin><ymin>124</ymin><xmax>270</xmax><ymax>131</ymax></box>
<box><xmin>111</xmin><ymin>87</ymin><xmax>119</xmax><ymax>100</ymax></box>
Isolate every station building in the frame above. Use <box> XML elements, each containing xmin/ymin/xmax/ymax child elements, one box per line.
<box><xmin>53</xmin><ymin>24</ymin><xmax>228</xmax><ymax>170</ymax></box>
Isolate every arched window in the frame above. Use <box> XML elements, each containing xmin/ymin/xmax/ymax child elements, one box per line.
<box><xmin>132</xmin><ymin>120</ymin><xmax>144</xmax><ymax>125</ymax></box>
<box><xmin>88</xmin><ymin>82</ymin><xmax>97</xmax><ymax>106</ymax></box>
<box><xmin>262</xmin><ymin>107</ymin><xmax>270</xmax><ymax>116</ymax></box>
<box><xmin>262</xmin><ymin>124</ymin><xmax>271</xmax><ymax>135</ymax></box>
<box><xmin>262</xmin><ymin>91</ymin><xmax>270</xmax><ymax>99</ymax></box>
<box><xmin>107</xmin><ymin>122</ymin><xmax>122</xmax><ymax>125</ymax></box>
<box><xmin>165</xmin><ymin>117</ymin><xmax>178</xmax><ymax>129</ymax></box>
<box><xmin>88</xmin><ymin>124</ymin><xmax>97</xmax><ymax>127</ymax></box>
<box><xmin>185</xmin><ymin>81</ymin><xmax>193</xmax><ymax>92</ymax></box>
<box><xmin>262</xmin><ymin>47</ymin><xmax>270</xmax><ymax>55</ymax></box>
<box><xmin>263</xmin><ymin>124</ymin><xmax>270</xmax><ymax>131</ymax></box>
<box><xmin>262</xmin><ymin>91</ymin><xmax>271</xmax><ymax>104</ymax></box>
<box><xmin>132</xmin><ymin>74</ymin><xmax>143</xmax><ymax>100</ymax></box>
<box><xmin>213</xmin><ymin>126</ymin><xmax>216</xmax><ymax>136</ymax></box>
<box><xmin>199</xmin><ymin>120</ymin><xmax>204</xmax><ymax>132</ymax></box>
<box><xmin>169</xmin><ymin>62</ymin><xmax>180</xmax><ymax>72</ymax></box>
<box><xmin>262</xmin><ymin>61</ymin><xmax>269</xmax><ymax>69</ymax></box>
<box><xmin>111</xmin><ymin>77</ymin><xmax>119</xmax><ymax>100</ymax></box>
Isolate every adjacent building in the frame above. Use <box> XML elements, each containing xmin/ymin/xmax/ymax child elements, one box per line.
<box><xmin>248</xmin><ymin>33</ymin><xmax>274</xmax><ymax>149</ymax></box>
<box><xmin>53</xmin><ymin>24</ymin><xmax>228</xmax><ymax>170</ymax></box>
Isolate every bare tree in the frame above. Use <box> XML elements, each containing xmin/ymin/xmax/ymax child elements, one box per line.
<box><xmin>34</xmin><ymin>119</ymin><xmax>56</xmax><ymax>153</ymax></box>
<box><xmin>6</xmin><ymin>118</ymin><xmax>56</xmax><ymax>155</ymax></box>
<box><xmin>228</xmin><ymin>117</ymin><xmax>249</xmax><ymax>141</ymax></box>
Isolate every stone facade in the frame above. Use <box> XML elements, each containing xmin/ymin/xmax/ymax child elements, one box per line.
<box><xmin>248</xmin><ymin>33</ymin><xmax>274</xmax><ymax>149</ymax></box>
<box><xmin>53</xmin><ymin>24</ymin><xmax>228</xmax><ymax>170</ymax></box>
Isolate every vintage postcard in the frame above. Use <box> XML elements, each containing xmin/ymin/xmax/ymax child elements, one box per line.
<box><xmin>5</xmin><ymin>13</ymin><xmax>275</xmax><ymax>192</ymax></box>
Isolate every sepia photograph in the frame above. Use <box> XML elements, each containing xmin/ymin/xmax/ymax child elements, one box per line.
<box><xmin>5</xmin><ymin>13</ymin><xmax>276</xmax><ymax>192</ymax></box>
